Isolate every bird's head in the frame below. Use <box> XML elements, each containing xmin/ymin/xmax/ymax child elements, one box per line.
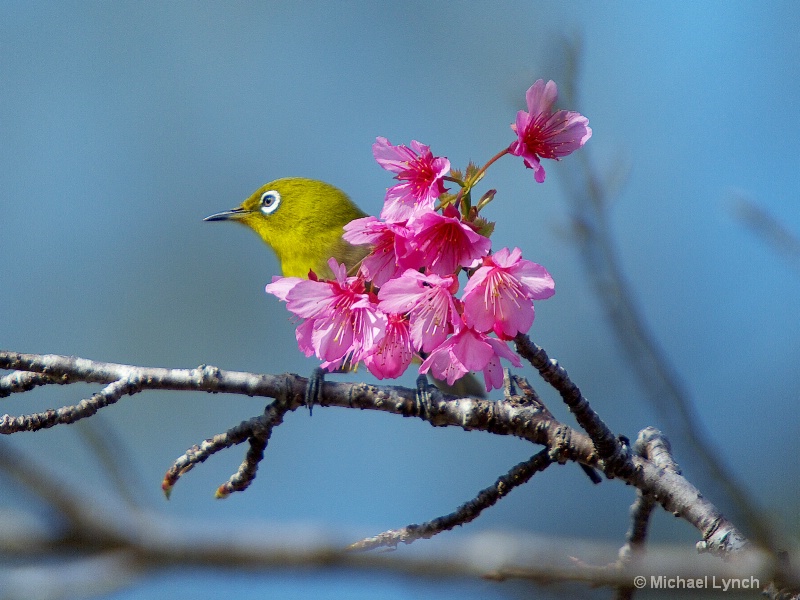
<box><xmin>205</xmin><ymin>177</ymin><xmax>362</xmax><ymax>247</ymax></box>
<box><xmin>204</xmin><ymin>177</ymin><xmax>366</xmax><ymax>275</ymax></box>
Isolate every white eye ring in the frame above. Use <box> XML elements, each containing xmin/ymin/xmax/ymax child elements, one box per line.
<box><xmin>259</xmin><ymin>190</ymin><xmax>281</xmax><ymax>214</ymax></box>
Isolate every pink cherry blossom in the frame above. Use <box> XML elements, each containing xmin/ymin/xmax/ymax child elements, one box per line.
<box><xmin>418</xmin><ymin>327</ymin><xmax>522</xmax><ymax>392</ymax></box>
<box><xmin>406</xmin><ymin>204</ymin><xmax>491</xmax><ymax>276</ymax></box>
<box><xmin>342</xmin><ymin>216</ymin><xmax>413</xmax><ymax>288</ymax></box>
<box><xmin>263</xmin><ymin>276</ymin><xmax>305</xmax><ymax>302</ymax></box>
<box><xmin>363</xmin><ymin>313</ymin><xmax>414</xmax><ymax>379</ymax></box>
<box><xmin>480</xmin><ymin>337</ymin><xmax>522</xmax><ymax>391</ymax></box>
<box><xmin>378</xmin><ymin>269</ymin><xmax>461</xmax><ymax>353</ymax></box>
<box><xmin>462</xmin><ymin>247</ymin><xmax>555</xmax><ymax>339</ymax></box>
<box><xmin>265</xmin><ymin>259</ymin><xmax>386</xmax><ymax>370</ymax></box>
<box><xmin>373</xmin><ymin>136</ymin><xmax>450</xmax><ymax>222</ymax></box>
<box><xmin>509</xmin><ymin>79</ymin><xmax>592</xmax><ymax>183</ymax></box>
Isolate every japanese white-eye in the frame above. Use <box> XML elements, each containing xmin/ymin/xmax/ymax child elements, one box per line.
<box><xmin>204</xmin><ymin>177</ymin><xmax>369</xmax><ymax>279</ymax></box>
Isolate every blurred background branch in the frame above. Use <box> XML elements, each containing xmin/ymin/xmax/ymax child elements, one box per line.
<box><xmin>731</xmin><ymin>194</ymin><xmax>800</xmax><ymax>276</ymax></box>
<box><xmin>0</xmin><ymin>437</ymin><xmax>784</xmax><ymax>600</ymax></box>
<box><xmin>553</xmin><ymin>37</ymin><xmax>778</xmax><ymax>551</ymax></box>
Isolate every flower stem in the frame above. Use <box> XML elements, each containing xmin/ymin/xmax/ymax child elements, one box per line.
<box><xmin>471</xmin><ymin>147</ymin><xmax>511</xmax><ymax>185</ymax></box>
<box><xmin>456</xmin><ymin>148</ymin><xmax>512</xmax><ymax>218</ymax></box>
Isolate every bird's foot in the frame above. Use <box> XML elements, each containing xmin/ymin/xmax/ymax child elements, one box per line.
<box><xmin>415</xmin><ymin>374</ymin><xmax>434</xmax><ymax>418</ymax></box>
<box><xmin>305</xmin><ymin>367</ymin><xmax>326</xmax><ymax>416</ymax></box>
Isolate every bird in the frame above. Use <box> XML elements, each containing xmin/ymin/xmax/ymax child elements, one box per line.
<box><xmin>204</xmin><ymin>177</ymin><xmax>369</xmax><ymax>279</ymax></box>
<box><xmin>205</xmin><ymin>176</ymin><xmax>485</xmax><ymax>399</ymax></box>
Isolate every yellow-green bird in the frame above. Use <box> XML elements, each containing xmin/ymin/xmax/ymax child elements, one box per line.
<box><xmin>204</xmin><ymin>178</ymin><xmax>369</xmax><ymax>279</ymax></box>
<box><xmin>205</xmin><ymin>176</ymin><xmax>485</xmax><ymax>398</ymax></box>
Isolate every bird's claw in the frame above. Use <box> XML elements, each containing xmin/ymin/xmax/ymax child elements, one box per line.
<box><xmin>415</xmin><ymin>374</ymin><xmax>433</xmax><ymax>418</ymax></box>
<box><xmin>305</xmin><ymin>367</ymin><xmax>325</xmax><ymax>416</ymax></box>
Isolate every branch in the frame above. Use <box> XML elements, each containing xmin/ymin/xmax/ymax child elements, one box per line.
<box><xmin>621</xmin><ymin>427</ymin><xmax>682</xmax><ymax>562</ymax></box>
<box><xmin>732</xmin><ymin>195</ymin><xmax>800</xmax><ymax>275</ymax></box>
<box><xmin>613</xmin><ymin>428</ymin><xmax>681</xmax><ymax>600</ymax></box>
<box><xmin>1</xmin><ymin>375</ymin><xmax>140</xmax><ymax>432</ymax></box>
<box><xmin>162</xmin><ymin>397</ymin><xmax>291</xmax><ymax>498</ymax></box>
<box><xmin>0</xmin><ymin>370</ymin><xmax>58</xmax><ymax>397</ymax></box>
<box><xmin>0</xmin><ymin>351</ymin><xmax>597</xmax><ymax>458</ymax></box>
<box><xmin>348</xmin><ymin>449</ymin><xmax>552</xmax><ymax>551</ymax></box>
<box><xmin>514</xmin><ymin>334</ymin><xmax>632</xmax><ymax>477</ymax></box>
<box><xmin>0</xmin><ymin>350</ymin><xmax>747</xmax><ymax>559</ymax></box>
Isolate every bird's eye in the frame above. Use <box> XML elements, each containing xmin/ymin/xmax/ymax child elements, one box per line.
<box><xmin>259</xmin><ymin>190</ymin><xmax>281</xmax><ymax>215</ymax></box>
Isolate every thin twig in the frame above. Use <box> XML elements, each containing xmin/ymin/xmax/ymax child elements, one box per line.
<box><xmin>348</xmin><ymin>449</ymin><xmax>552</xmax><ymax>552</ymax></box>
<box><xmin>613</xmin><ymin>492</ymin><xmax>656</xmax><ymax>600</ymax></box>
<box><xmin>504</xmin><ymin>370</ymin><xmax>551</xmax><ymax>415</ymax></box>
<box><xmin>162</xmin><ymin>413</ymin><xmax>268</xmax><ymax>498</ymax></box>
<box><xmin>514</xmin><ymin>334</ymin><xmax>632</xmax><ymax>477</ymax></box>
<box><xmin>620</xmin><ymin>427</ymin><xmax>682</xmax><ymax>560</ymax></box>
<box><xmin>617</xmin><ymin>494</ymin><xmax>656</xmax><ymax>566</ymax></box>
<box><xmin>614</xmin><ymin>428</ymin><xmax>684</xmax><ymax>600</ymax></box>
<box><xmin>0</xmin><ymin>370</ymin><xmax>58</xmax><ymax>397</ymax></box>
<box><xmin>0</xmin><ymin>377</ymin><xmax>141</xmax><ymax>433</ymax></box>
<box><xmin>215</xmin><ymin>398</ymin><xmax>291</xmax><ymax>498</ymax></box>
<box><xmin>507</xmin><ymin>371</ymin><xmax>602</xmax><ymax>483</ymax></box>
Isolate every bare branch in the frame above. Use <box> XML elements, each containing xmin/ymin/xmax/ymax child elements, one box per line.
<box><xmin>0</xmin><ymin>350</ymin><xmax>750</xmax><ymax>561</ymax></box>
<box><xmin>0</xmin><ymin>351</ymin><xmax>597</xmax><ymax>460</ymax></box>
<box><xmin>506</xmin><ymin>371</ymin><xmax>602</xmax><ymax>483</ymax></box>
<box><xmin>613</xmin><ymin>428</ymin><xmax>681</xmax><ymax>599</ymax></box>
<box><xmin>0</xmin><ymin>439</ymin><xmax>94</xmax><ymax>529</ymax></box>
<box><xmin>0</xmin><ymin>377</ymin><xmax>141</xmax><ymax>433</ymax></box>
<box><xmin>620</xmin><ymin>427</ymin><xmax>683</xmax><ymax>562</ymax></box>
<box><xmin>514</xmin><ymin>334</ymin><xmax>633</xmax><ymax>476</ymax></box>
<box><xmin>613</xmin><ymin>491</ymin><xmax>657</xmax><ymax>600</ymax></box>
<box><xmin>215</xmin><ymin>397</ymin><xmax>291</xmax><ymax>498</ymax></box>
<box><xmin>348</xmin><ymin>449</ymin><xmax>552</xmax><ymax>552</ymax></box>
<box><xmin>2</xmin><ymin>551</ymin><xmax>141</xmax><ymax>600</ymax></box>
<box><xmin>0</xmin><ymin>441</ymin><xmax>770</xmax><ymax>591</ymax></box>
<box><xmin>162</xmin><ymin>411</ymin><xmax>274</xmax><ymax>498</ymax></box>
<box><xmin>0</xmin><ymin>370</ymin><xmax>58</xmax><ymax>397</ymax></box>
<box><xmin>634</xmin><ymin>426</ymin><xmax>681</xmax><ymax>474</ymax></box>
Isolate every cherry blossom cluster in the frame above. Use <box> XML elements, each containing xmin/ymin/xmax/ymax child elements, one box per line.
<box><xmin>266</xmin><ymin>80</ymin><xmax>591</xmax><ymax>392</ymax></box>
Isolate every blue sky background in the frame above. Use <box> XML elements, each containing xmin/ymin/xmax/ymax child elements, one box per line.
<box><xmin>1</xmin><ymin>2</ymin><xmax>799</xmax><ymax>598</ymax></box>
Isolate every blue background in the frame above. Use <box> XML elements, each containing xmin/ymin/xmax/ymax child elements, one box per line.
<box><xmin>1</xmin><ymin>2</ymin><xmax>798</xmax><ymax>598</ymax></box>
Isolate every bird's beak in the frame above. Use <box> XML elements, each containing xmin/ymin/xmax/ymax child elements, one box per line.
<box><xmin>203</xmin><ymin>207</ymin><xmax>247</xmax><ymax>222</ymax></box>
